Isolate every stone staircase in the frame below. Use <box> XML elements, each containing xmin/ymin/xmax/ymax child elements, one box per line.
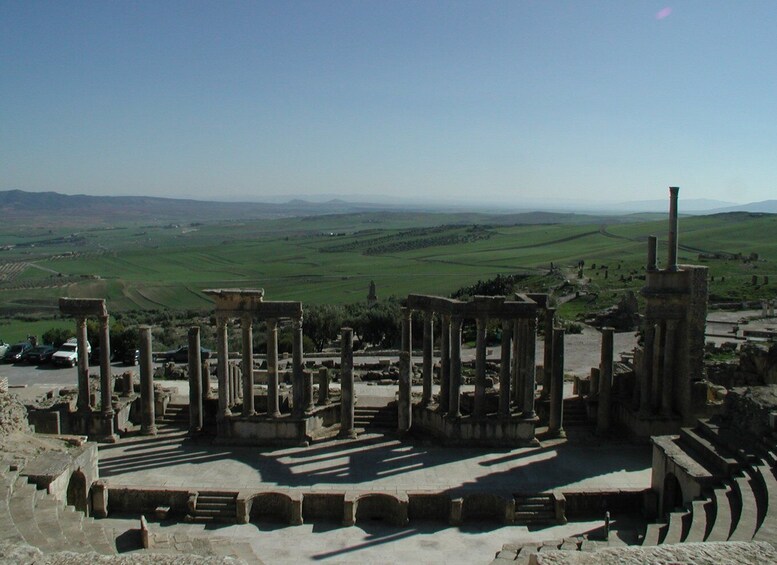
<box><xmin>157</xmin><ymin>402</ymin><xmax>189</xmax><ymax>431</ymax></box>
<box><xmin>0</xmin><ymin>461</ymin><xmax>117</xmax><ymax>555</ymax></box>
<box><xmin>638</xmin><ymin>417</ymin><xmax>777</xmax><ymax>547</ymax></box>
<box><xmin>187</xmin><ymin>490</ymin><xmax>238</xmax><ymax>522</ymax></box>
<box><xmin>513</xmin><ymin>493</ymin><xmax>556</xmax><ymax>524</ymax></box>
<box><xmin>354</xmin><ymin>400</ymin><xmax>397</xmax><ymax>433</ymax></box>
<box><xmin>562</xmin><ymin>397</ymin><xmax>591</xmax><ymax>427</ymax></box>
<box><xmin>491</xmin><ymin>537</ymin><xmax>606</xmax><ymax>564</ymax></box>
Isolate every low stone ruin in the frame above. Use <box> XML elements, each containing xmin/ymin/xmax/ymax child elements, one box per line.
<box><xmin>584</xmin><ymin>291</ymin><xmax>640</xmax><ymax>331</ymax></box>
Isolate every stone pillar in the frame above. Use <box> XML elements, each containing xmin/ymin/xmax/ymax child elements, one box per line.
<box><xmin>764</xmin><ymin>300</ymin><xmax>769</xmax><ymax>317</ymax></box>
<box><xmin>499</xmin><ymin>320</ymin><xmax>512</xmax><ymax>418</ymax></box>
<box><xmin>651</xmin><ymin>323</ymin><xmax>663</xmax><ymax>412</ymax></box>
<box><xmin>511</xmin><ymin>319</ymin><xmax>522</xmax><ymax>407</ymax></box>
<box><xmin>590</xmin><ymin>367</ymin><xmax>600</xmax><ymax>397</ymax></box>
<box><xmin>139</xmin><ymin>325</ymin><xmax>157</xmax><ymax>436</ymax></box>
<box><xmin>216</xmin><ymin>316</ymin><xmax>231</xmax><ymax>418</ymax></box>
<box><xmin>439</xmin><ymin>314</ymin><xmax>451</xmax><ymax>412</ymax></box>
<box><xmin>668</xmin><ymin>186</ymin><xmax>680</xmax><ymax>271</ymax></box>
<box><xmin>597</xmin><ymin>327</ymin><xmax>614</xmax><ymax>434</ymax></box>
<box><xmin>548</xmin><ymin>328</ymin><xmax>565</xmax><ymax>438</ymax></box>
<box><xmin>292</xmin><ymin>316</ymin><xmax>304</xmax><ymax>418</ymax></box>
<box><xmin>317</xmin><ymin>367</ymin><xmax>329</xmax><ymax>405</ymax></box>
<box><xmin>398</xmin><ymin>351</ymin><xmax>412</xmax><ymax>433</ymax></box>
<box><xmin>303</xmin><ymin>371</ymin><xmax>314</xmax><ymax>413</ymax></box>
<box><xmin>266</xmin><ymin>319</ymin><xmax>280</xmax><ymax>418</ymax></box>
<box><xmin>401</xmin><ymin>307</ymin><xmax>412</xmax><ymax>357</ymax></box>
<box><xmin>188</xmin><ymin>327</ymin><xmax>203</xmax><ymax>434</ymax></box>
<box><xmin>522</xmin><ymin>316</ymin><xmax>537</xmax><ymax>419</ymax></box>
<box><xmin>339</xmin><ymin>328</ymin><xmax>355</xmax><ymax>438</ymax></box>
<box><xmin>98</xmin><ymin>315</ymin><xmax>116</xmax><ymax>441</ymax></box>
<box><xmin>242</xmin><ymin>315</ymin><xmax>255</xmax><ymax>416</ymax></box>
<box><xmin>542</xmin><ymin>308</ymin><xmax>555</xmax><ymax>400</ymax></box>
<box><xmin>422</xmin><ymin>310</ymin><xmax>433</xmax><ymax>406</ymax></box>
<box><xmin>201</xmin><ymin>360</ymin><xmax>211</xmax><ymax>400</ymax></box>
<box><xmin>76</xmin><ymin>317</ymin><xmax>90</xmax><ymax>413</ymax></box>
<box><xmin>647</xmin><ymin>235</ymin><xmax>658</xmax><ymax>271</ymax></box>
<box><xmin>639</xmin><ymin>324</ymin><xmax>655</xmax><ymax>415</ymax></box>
<box><xmin>474</xmin><ymin>316</ymin><xmax>488</xmax><ymax>418</ymax></box>
<box><xmin>448</xmin><ymin>316</ymin><xmax>463</xmax><ymax>418</ymax></box>
<box><xmin>661</xmin><ymin>320</ymin><xmax>677</xmax><ymax>416</ymax></box>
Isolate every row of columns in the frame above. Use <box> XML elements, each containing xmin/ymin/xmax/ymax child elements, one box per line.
<box><xmin>639</xmin><ymin>319</ymin><xmax>679</xmax><ymax>417</ymax></box>
<box><xmin>400</xmin><ymin>307</ymin><xmax>539</xmax><ymax>421</ymax></box>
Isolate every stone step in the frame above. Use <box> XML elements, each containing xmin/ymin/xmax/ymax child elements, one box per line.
<box><xmin>662</xmin><ymin>511</ymin><xmax>687</xmax><ymax>544</ymax></box>
<box><xmin>707</xmin><ymin>485</ymin><xmax>734</xmax><ymax>541</ymax></box>
<box><xmin>683</xmin><ymin>498</ymin><xmax>711</xmax><ymax>542</ymax></box>
<box><xmin>729</xmin><ymin>474</ymin><xmax>759</xmax><ymax>541</ymax></box>
<box><xmin>641</xmin><ymin>522</ymin><xmax>666</xmax><ymax>546</ymax></box>
<box><xmin>754</xmin><ymin>463</ymin><xmax>777</xmax><ymax>543</ymax></box>
<box><xmin>679</xmin><ymin>426</ymin><xmax>740</xmax><ymax>477</ymax></box>
<box><xmin>31</xmin><ymin>497</ymin><xmax>72</xmax><ymax>553</ymax></box>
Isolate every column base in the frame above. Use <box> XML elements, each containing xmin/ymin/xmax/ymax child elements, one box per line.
<box><xmin>521</xmin><ymin>411</ymin><xmax>537</xmax><ymax>421</ymax></box>
<box><xmin>338</xmin><ymin>429</ymin><xmax>357</xmax><ymax>439</ymax></box>
<box><xmin>140</xmin><ymin>425</ymin><xmax>157</xmax><ymax>436</ymax></box>
<box><xmin>546</xmin><ymin>427</ymin><xmax>566</xmax><ymax>439</ymax></box>
<box><xmin>96</xmin><ymin>433</ymin><xmax>119</xmax><ymax>444</ymax></box>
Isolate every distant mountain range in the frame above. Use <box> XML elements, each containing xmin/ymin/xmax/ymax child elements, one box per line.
<box><xmin>1</xmin><ymin>189</ymin><xmax>774</xmax><ymax>228</ymax></box>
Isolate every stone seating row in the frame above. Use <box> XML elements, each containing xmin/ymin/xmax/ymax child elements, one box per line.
<box><xmin>0</xmin><ymin>466</ymin><xmax>117</xmax><ymax>555</ymax></box>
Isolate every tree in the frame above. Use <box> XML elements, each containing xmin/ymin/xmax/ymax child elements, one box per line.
<box><xmin>42</xmin><ymin>327</ymin><xmax>75</xmax><ymax>347</ymax></box>
<box><xmin>303</xmin><ymin>304</ymin><xmax>344</xmax><ymax>351</ymax></box>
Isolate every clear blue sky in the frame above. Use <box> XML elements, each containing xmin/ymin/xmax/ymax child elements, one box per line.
<box><xmin>1</xmin><ymin>1</ymin><xmax>775</xmax><ymax>205</ymax></box>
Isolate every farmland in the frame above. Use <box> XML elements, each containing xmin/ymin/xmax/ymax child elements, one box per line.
<box><xmin>1</xmin><ymin>207</ymin><xmax>776</xmax><ymax>343</ymax></box>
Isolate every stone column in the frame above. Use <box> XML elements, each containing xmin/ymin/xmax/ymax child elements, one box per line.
<box><xmin>639</xmin><ymin>324</ymin><xmax>655</xmax><ymax>415</ymax></box>
<box><xmin>292</xmin><ymin>316</ymin><xmax>304</xmax><ymax>418</ymax></box>
<box><xmin>339</xmin><ymin>328</ymin><xmax>356</xmax><ymax>438</ymax></box>
<box><xmin>439</xmin><ymin>314</ymin><xmax>451</xmax><ymax>412</ymax></box>
<box><xmin>98</xmin><ymin>315</ymin><xmax>116</xmax><ymax>441</ymax></box>
<box><xmin>266</xmin><ymin>319</ymin><xmax>280</xmax><ymax>418</ymax></box>
<box><xmin>241</xmin><ymin>315</ymin><xmax>255</xmax><ymax>416</ymax></box>
<box><xmin>661</xmin><ymin>320</ymin><xmax>677</xmax><ymax>416</ymax></box>
<box><xmin>76</xmin><ymin>317</ymin><xmax>91</xmax><ymax>413</ymax></box>
<box><xmin>401</xmin><ymin>307</ymin><xmax>412</xmax><ymax>357</ymax></box>
<box><xmin>590</xmin><ymin>367</ymin><xmax>600</xmax><ymax>397</ymax></box>
<box><xmin>668</xmin><ymin>186</ymin><xmax>680</xmax><ymax>271</ymax></box>
<box><xmin>651</xmin><ymin>323</ymin><xmax>663</xmax><ymax>412</ymax></box>
<box><xmin>216</xmin><ymin>316</ymin><xmax>231</xmax><ymax>418</ymax></box>
<box><xmin>201</xmin><ymin>360</ymin><xmax>211</xmax><ymax>400</ymax></box>
<box><xmin>647</xmin><ymin>235</ymin><xmax>658</xmax><ymax>271</ymax></box>
<box><xmin>522</xmin><ymin>315</ymin><xmax>537</xmax><ymax>420</ymax></box>
<box><xmin>139</xmin><ymin>325</ymin><xmax>157</xmax><ymax>435</ymax></box>
<box><xmin>188</xmin><ymin>326</ymin><xmax>203</xmax><ymax>434</ymax></box>
<box><xmin>422</xmin><ymin>310</ymin><xmax>433</xmax><ymax>406</ymax></box>
<box><xmin>317</xmin><ymin>367</ymin><xmax>329</xmax><ymax>405</ymax></box>
<box><xmin>398</xmin><ymin>351</ymin><xmax>412</xmax><ymax>433</ymax></box>
<box><xmin>511</xmin><ymin>319</ymin><xmax>522</xmax><ymax>407</ymax></box>
<box><xmin>548</xmin><ymin>328</ymin><xmax>565</xmax><ymax>438</ymax></box>
<box><xmin>474</xmin><ymin>316</ymin><xmax>488</xmax><ymax>418</ymax></box>
<box><xmin>448</xmin><ymin>316</ymin><xmax>463</xmax><ymax>418</ymax></box>
<box><xmin>597</xmin><ymin>327</ymin><xmax>614</xmax><ymax>434</ymax></box>
<box><xmin>542</xmin><ymin>308</ymin><xmax>555</xmax><ymax>400</ymax></box>
<box><xmin>303</xmin><ymin>371</ymin><xmax>314</xmax><ymax>413</ymax></box>
<box><xmin>499</xmin><ymin>320</ymin><xmax>512</xmax><ymax>418</ymax></box>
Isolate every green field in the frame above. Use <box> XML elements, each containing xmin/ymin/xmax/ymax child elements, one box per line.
<box><xmin>1</xmin><ymin>210</ymin><xmax>776</xmax><ymax>342</ymax></box>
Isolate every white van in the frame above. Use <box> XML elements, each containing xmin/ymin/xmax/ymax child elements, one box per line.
<box><xmin>52</xmin><ymin>338</ymin><xmax>91</xmax><ymax>368</ymax></box>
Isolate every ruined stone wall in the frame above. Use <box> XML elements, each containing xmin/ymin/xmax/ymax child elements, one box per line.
<box><xmin>0</xmin><ymin>390</ymin><xmax>30</xmax><ymax>437</ymax></box>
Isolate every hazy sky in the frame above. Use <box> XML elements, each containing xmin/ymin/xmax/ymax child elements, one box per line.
<box><xmin>2</xmin><ymin>1</ymin><xmax>775</xmax><ymax>205</ymax></box>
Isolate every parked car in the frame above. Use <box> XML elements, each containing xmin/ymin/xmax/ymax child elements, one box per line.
<box><xmin>0</xmin><ymin>341</ymin><xmax>9</xmax><ymax>357</ymax></box>
<box><xmin>2</xmin><ymin>342</ymin><xmax>32</xmax><ymax>363</ymax></box>
<box><xmin>21</xmin><ymin>345</ymin><xmax>56</xmax><ymax>364</ymax></box>
<box><xmin>158</xmin><ymin>345</ymin><xmax>212</xmax><ymax>364</ymax></box>
<box><xmin>123</xmin><ymin>348</ymin><xmax>140</xmax><ymax>366</ymax></box>
<box><xmin>52</xmin><ymin>338</ymin><xmax>91</xmax><ymax>367</ymax></box>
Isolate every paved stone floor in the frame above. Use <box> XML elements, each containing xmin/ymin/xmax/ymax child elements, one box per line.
<box><xmin>98</xmin><ymin>428</ymin><xmax>651</xmax><ymax>494</ymax></box>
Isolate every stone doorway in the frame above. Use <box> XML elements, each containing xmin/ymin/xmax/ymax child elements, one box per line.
<box><xmin>66</xmin><ymin>469</ymin><xmax>88</xmax><ymax>515</ymax></box>
<box><xmin>661</xmin><ymin>472</ymin><xmax>683</xmax><ymax>516</ymax></box>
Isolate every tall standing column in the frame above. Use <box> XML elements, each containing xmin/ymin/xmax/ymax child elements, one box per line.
<box><xmin>76</xmin><ymin>317</ymin><xmax>91</xmax><ymax>413</ymax></box>
<box><xmin>548</xmin><ymin>328</ymin><xmax>566</xmax><ymax>438</ymax></box>
<box><xmin>448</xmin><ymin>316</ymin><xmax>463</xmax><ymax>418</ymax></box>
<box><xmin>398</xmin><ymin>351</ymin><xmax>412</xmax><ymax>433</ymax></box>
<box><xmin>98</xmin><ymin>314</ymin><xmax>116</xmax><ymax>441</ymax></box>
<box><xmin>266</xmin><ymin>319</ymin><xmax>280</xmax><ymax>417</ymax></box>
<box><xmin>139</xmin><ymin>325</ymin><xmax>157</xmax><ymax>436</ymax></box>
<box><xmin>499</xmin><ymin>320</ymin><xmax>512</xmax><ymax>418</ymax></box>
<box><xmin>661</xmin><ymin>320</ymin><xmax>677</xmax><ymax>416</ymax></box>
<box><xmin>639</xmin><ymin>324</ymin><xmax>655</xmax><ymax>415</ymax></box>
<box><xmin>292</xmin><ymin>316</ymin><xmax>304</xmax><ymax>418</ymax></box>
<box><xmin>317</xmin><ymin>367</ymin><xmax>329</xmax><ymax>405</ymax></box>
<box><xmin>188</xmin><ymin>327</ymin><xmax>203</xmax><ymax>434</ymax></box>
<box><xmin>668</xmin><ymin>186</ymin><xmax>680</xmax><ymax>271</ymax></box>
<box><xmin>216</xmin><ymin>316</ymin><xmax>231</xmax><ymax>418</ymax></box>
<box><xmin>542</xmin><ymin>308</ymin><xmax>555</xmax><ymax>400</ymax></box>
<box><xmin>401</xmin><ymin>308</ymin><xmax>412</xmax><ymax>356</ymax></box>
<box><xmin>241</xmin><ymin>315</ymin><xmax>255</xmax><ymax>416</ymax></box>
<box><xmin>201</xmin><ymin>360</ymin><xmax>211</xmax><ymax>400</ymax></box>
<box><xmin>511</xmin><ymin>319</ymin><xmax>522</xmax><ymax>407</ymax></box>
<box><xmin>439</xmin><ymin>314</ymin><xmax>451</xmax><ymax>412</ymax></box>
<box><xmin>422</xmin><ymin>311</ymin><xmax>433</xmax><ymax>406</ymax></box>
<box><xmin>474</xmin><ymin>316</ymin><xmax>488</xmax><ymax>418</ymax></box>
<box><xmin>339</xmin><ymin>328</ymin><xmax>356</xmax><ymax>438</ymax></box>
<box><xmin>597</xmin><ymin>327</ymin><xmax>614</xmax><ymax>434</ymax></box>
<box><xmin>521</xmin><ymin>316</ymin><xmax>538</xmax><ymax>419</ymax></box>
<box><xmin>647</xmin><ymin>235</ymin><xmax>658</xmax><ymax>271</ymax></box>
<box><xmin>651</xmin><ymin>323</ymin><xmax>663</xmax><ymax>412</ymax></box>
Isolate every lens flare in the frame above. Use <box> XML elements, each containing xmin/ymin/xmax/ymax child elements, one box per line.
<box><xmin>656</xmin><ymin>7</ymin><xmax>672</xmax><ymax>20</ymax></box>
